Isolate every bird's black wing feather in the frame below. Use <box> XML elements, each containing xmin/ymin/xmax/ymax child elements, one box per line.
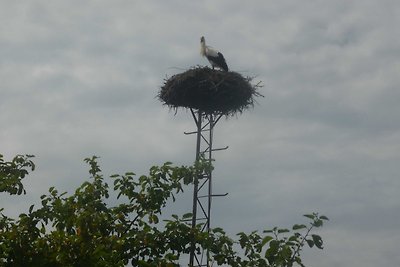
<box><xmin>206</xmin><ymin>53</ymin><xmax>229</xmax><ymax>71</ymax></box>
<box><xmin>216</xmin><ymin>52</ymin><xmax>229</xmax><ymax>71</ymax></box>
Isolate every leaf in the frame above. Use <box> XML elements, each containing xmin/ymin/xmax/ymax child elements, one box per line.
<box><xmin>263</xmin><ymin>229</ymin><xmax>274</xmax><ymax>233</ymax></box>
<box><xmin>182</xmin><ymin>213</ymin><xmax>193</xmax><ymax>219</ymax></box>
<box><xmin>265</xmin><ymin>240</ymin><xmax>279</xmax><ymax>258</ymax></box>
<box><xmin>40</xmin><ymin>225</ymin><xmax>46</xmax><ymax>234</ymax></box>
<box><xmin>212</xmin><ymin>227</ymin><xmax>225</xmax><ymax>234</ymax></box>
<box><xmin>261</xmin><ymin>236</ymin><xmax>273</xmax><ymax>247</ymax></box>
<box><xmin>303</xmin><ymin>214</ymin><xmax>314</xmax><ymax>220</ymax></box>
<box><xmin>320</xmin><ymin>215</ymin><xmax>329</xmax><ymax>221</ymax></box>
<box><xmin>150</xmin><ymin>214</ymin><xmax>159</xmax><ymax>224</ymax></box>
<box><xmin>281</xmin><ymin>245</ymin><xmax>292</xmax><ymax>259</ymax></box>
<box><xmin>312</xmin><ymin>234</ymin><xmax>324</xmax><ymax>249</ymax></box>
<box><xmin>305</xmin><ymin>239</ymin><xmax>314</xmax><ymax>248</ymax></box>
<box><xmin>17</xmin><ymin>186</ymin><xmax>22</xmax><ymax>195</ymax></box>
<box><xmin>313</xmin><ymin>219</ymin><xmax>323</xmax><ymax>227</ymax></box>
<box><xmin>292</xmin><ymin>224</ymin><xmax>307</xmax><ymax>230</ymax></box>
<box><xmin>278</xmin><ymin>228</ymin><xmax>290</xmax><ymax>234</ymax></box>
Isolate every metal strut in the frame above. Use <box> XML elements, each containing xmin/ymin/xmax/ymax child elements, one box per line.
<box><xmin>186</xmin><ymin>108</ymin><xmax>228</xmax><ymax>267</ymax></box>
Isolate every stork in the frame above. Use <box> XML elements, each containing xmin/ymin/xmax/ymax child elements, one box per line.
<box><xmin>200</xmin><ymin>36</ymin><xmax>229</xmax><ymax>71</ymax></box>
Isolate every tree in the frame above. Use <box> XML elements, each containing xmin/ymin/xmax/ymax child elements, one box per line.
<box><xmin>0</xmin><ymin>154</ymin><xmax>328</xmax><ymax>266</ymax></box>
<box><xmin>0</xmin><ymin>154</ymin><xmax>35</xmax><ymax>195</ymax></box>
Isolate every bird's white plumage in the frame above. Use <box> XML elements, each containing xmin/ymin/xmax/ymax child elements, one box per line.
<box><xmin>200</xmin><ymin>36</ymin><xmax>229</xmax><ymax>71</ymax></box>
<box><xmin>205</xmin><ymin>47</ymin><xmax>219</xmax><ymax>57</ymax></box>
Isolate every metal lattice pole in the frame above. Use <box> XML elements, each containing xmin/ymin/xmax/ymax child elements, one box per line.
<box><xmin>186</xmin><ymin>109</ymin><xmax>228</xmax><ymax>267</ymax></box>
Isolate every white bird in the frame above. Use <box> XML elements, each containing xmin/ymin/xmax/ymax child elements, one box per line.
<box><xmin>200</xmin><ymin>36</ymin><xmax>229</xmax><ymax>71</ymax></box>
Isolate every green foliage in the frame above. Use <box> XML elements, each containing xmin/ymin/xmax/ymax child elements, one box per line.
<box><xmin>0</xmin><ymin>154</ymin><xmax>35</xmax><ymax>195</ymax></box>
<box><xmin>231</xmin><ymin>213</ymin><xmax>327</xmax><ymax>267</ymax></box>
<box><xmin>0</xmin><ymin>155</ymin><xmax>328</xmax><ymax>266</ymax></box>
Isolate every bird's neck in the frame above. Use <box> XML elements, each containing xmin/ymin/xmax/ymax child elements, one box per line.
<box><xmin>200</xmin><ymin>41</ymin><xmax>206</xmax><ymax>56</ymax></box>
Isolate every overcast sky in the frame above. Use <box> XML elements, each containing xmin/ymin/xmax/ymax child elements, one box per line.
<box><xmin>1</xmin><ymin>1</ymin><xmax>400</xmax><ymax>266</ymax></box>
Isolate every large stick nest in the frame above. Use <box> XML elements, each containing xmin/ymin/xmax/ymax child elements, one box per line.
<box><xmin>158</xmin><ymin>66</ymin><xmax>263</xmax><ymax>115</ymax></box>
